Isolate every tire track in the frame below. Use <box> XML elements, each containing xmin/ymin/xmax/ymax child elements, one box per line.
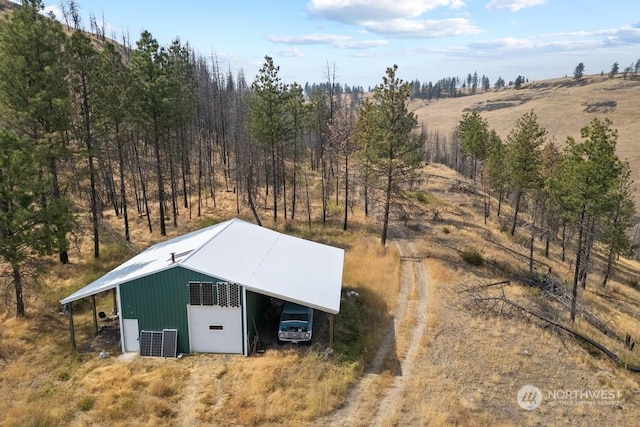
<box><xmin>318</xmin><ymin>235</ymin><xmax>429</xmax><ymax>426</ymax></box>
<box><xmin>372</xmin><ymin>239</ymin><xmax>429</xmax><ymax>426</ymax></box>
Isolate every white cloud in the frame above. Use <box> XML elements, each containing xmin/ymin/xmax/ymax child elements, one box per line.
<box><xmin>485</xmin><ymin>0</ymin><xmax>546</xmax><ymax>12</ymax></box>
<box><xmin>268</xmin><ymin>33</ymin><xmax>388</xmax><ymax>49</ymax></box>
<box><xmin>363</xmin><ymin>17</ymin><xmax>481</xmax><ymax>38</ymax></box>
<box><xmin>547</xmin><ymin>24</ymin><xmax>640</xmax><ymax>46</ymax></box>
<box><xmin>275</xmin><ymin>48</ymin><xmax>305</xmax><ymax>57</ymax></box>
<box><xmin>424</xmin><ymin>21</ymin><xmax>640</xmax><ymax>62</ymax></box>
<box><xmin>307</xmin><ymin>0</ymin><xmax>474</xmax><ymax>38</ymax></box>
<box><xmin>308</xmin><ymin>0</ymin><xmax>465</xmax><ymax>23</ymax></box>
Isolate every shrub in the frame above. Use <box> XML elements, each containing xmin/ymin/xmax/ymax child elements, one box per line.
<box><xmin>56</xmin><ymin>369</ymin><xmax>70</xmax><ymax>381</ymax></box>
<box><xmin>77</xmin><ymin>396</ymin><xmax>95</xmax><ymax>412</ymax></box>
<box><xmin>148</xmin><ymin>379</ymin><xmax>174</xmax><ymax>398</ymax></box>
<box><xmin>442</xmin><ymin>226</ymin><xmax>451</xmax><ymax>234</ymax></box>
<box><xmin>461</xmin><ymin>248</ymin><xmax>483</xmax><ymax>266</ymax></box>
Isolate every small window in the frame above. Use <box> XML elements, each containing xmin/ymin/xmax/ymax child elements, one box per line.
<box><xmin>190</xmin><ymin>281</ymin><xmax>237</xmax><ymax>306</ymax></box>
<box><xmin>189</xmin><ymin>282</ymin><xmax>201</xmax><ymax>305</ymax></box>
<box><xmin>202</xmin><ymin>282</ymin><xmax>214</xmax><ymax>305</ymax></box>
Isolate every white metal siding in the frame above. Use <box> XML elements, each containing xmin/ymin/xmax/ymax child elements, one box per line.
<box><xmin>188</xmin><ymin>305</ymin><xmax>243</xmax><ymax>354</ymax></box>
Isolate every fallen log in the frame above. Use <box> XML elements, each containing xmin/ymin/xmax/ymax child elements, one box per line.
<box><xmin>472</xmin><ymin>293</ymin><xmax>640</xmax><ymax>372</ymax></box>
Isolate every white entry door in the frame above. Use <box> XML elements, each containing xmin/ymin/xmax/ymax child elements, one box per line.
<box><xmin>188</xmin><ymin>306</ymin><xmax>242</xmax><ymax>354</ymax></box>
<box><xmin>122</xmin><ymin>318</ymin><xmax>140</xmax><ymax>352</ymax></box>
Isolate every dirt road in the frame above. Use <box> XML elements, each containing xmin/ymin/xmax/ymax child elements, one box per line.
<box><xmin>318</xmin><ymin>233</ymin><xmax>429</xmax><ymax>426</ymax></box>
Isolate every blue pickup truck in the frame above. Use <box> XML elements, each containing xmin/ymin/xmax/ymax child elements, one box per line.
<box><xmin>278</xmin><ymin>302</ymin><xmax>313</xmax><ymax>344</ymax></box>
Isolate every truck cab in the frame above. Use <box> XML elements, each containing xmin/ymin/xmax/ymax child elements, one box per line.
<box><xmin>278</xmin><ymin>302</ymin><xmax>313</xmax><ymax>344</ymax></box>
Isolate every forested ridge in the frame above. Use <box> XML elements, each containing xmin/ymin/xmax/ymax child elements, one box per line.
<box><xmin>0</xmin><ymin>0</ymin><xmax>637</xmax><ymax>325</ymax></box>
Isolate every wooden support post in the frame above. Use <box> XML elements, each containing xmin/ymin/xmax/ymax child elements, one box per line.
<box><xmin>68</xmin><ymin>302</ymin><xmax>76</xmax><ymax>350</ymax></box>
<box><xmin>329</xmin><ymin>313</ymin><xmax>335</xmax><ymax>348</ymax></box>
<box><xmin>92</xmin><ymin>295</ymin><xmax>99</xmax><ymax>335</ymax></box>
<box><xmin>112</xmin><ymin>288</ymin><xmax>118</xmax><ymax>314</ymax></box>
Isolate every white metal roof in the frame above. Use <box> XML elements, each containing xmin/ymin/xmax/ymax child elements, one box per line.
<box><xmin>60</xmin><ymin>218</ymin><xmax>344</xmax><ymax>314</ymax></box>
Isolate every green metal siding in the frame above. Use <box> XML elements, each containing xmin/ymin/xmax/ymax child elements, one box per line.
<box><xmin>119</xmin><ymin>266</ymin><xmax>228</xmax><ymax>354</ymax></box>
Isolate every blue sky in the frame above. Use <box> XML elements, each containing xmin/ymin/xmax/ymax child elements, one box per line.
<box><xmin>21</xmin><ymin>0</ymin><xmax>640</xmax><ymax>88</ymax></box>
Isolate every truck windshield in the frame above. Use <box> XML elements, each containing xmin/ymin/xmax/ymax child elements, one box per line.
<box><xmin>281</xmin><ymin>312</ymin><xmax>309</xmax><ymax>322</ymax></box>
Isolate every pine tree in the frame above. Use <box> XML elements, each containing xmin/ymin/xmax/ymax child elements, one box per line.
<box><xmin>68</xmin><ymin>28</ymin><xmax>101</xmax><ymax>258</ymax></box>
<box><xmin>95</xmin><ymin>42</ymin><xmax>132</xmax><ymax>241</ymax></box>
<box><xmin>548</xmin><ymin>118</ymin><xmax>626</xmax><ymax>321</ymax></box>
<box><xmin>356</xmin><ymin>65</ymin><xmax>423</xmax><ymax>246</ymax></box>
<box><xmin>574</xmin><ymin>63</ymin><xmax>585</xmax><ymax>80</ymax></box>
<box><xmin>504</xmin><ymin>111</ymin><xmax>546</xmax><ymax>236</ymax></box>
<box><xmin>0</xmin><ymin>0</ymin><xmax>73</xmax><ymax>264</ymax></box>
<box><xmin>247</xmin><ymin>56</ymin><xmax>291</xmax><ymax>222</ymax></box>
<box><xmin>456</xmin><ymin>111</ymin><xmax>489</xmax><ymax>181</ymax></box>
<box><xmin>0</xmin><ymin>129</ymin><xmax>73</xmax><ymax>316</ymax></box>
<box><xmin>129</xmin><ymin>31</ymin><xmax>171</xmax><ymax>235</ymax></box>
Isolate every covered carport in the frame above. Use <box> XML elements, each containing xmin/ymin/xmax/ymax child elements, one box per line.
<box><xmin>60</xmin><ymin>218</ymin><xmax>345</xmax><ymax>355</ymax></box>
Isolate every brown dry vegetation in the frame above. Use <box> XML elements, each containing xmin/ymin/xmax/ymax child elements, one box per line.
<box><xmin>389</xmin><ymin>165</ymin><xmax>640</xmax><ymax>426</ymax></box>
<box><xmin>3</xmin><ymin>163</ymin><xmax>640</xmax><ymax>426</ymax></box>
<box><xmin>2</xmin><ymin>72</ymin><xmax>640</xmax><ymax>425</ymax></box>
<box><xmin>413</xmin><ymin>74</ymin><xmax>640</xmax><ymax>204</ymax></box>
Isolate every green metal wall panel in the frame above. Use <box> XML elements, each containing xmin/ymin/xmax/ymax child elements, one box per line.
<box><xmin>120</xmin><ymin>266</ymin><xmax>228</xmax><ymax>354</ymax></box>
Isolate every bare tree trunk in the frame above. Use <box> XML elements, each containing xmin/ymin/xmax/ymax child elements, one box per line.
<box><xmin>381</xmin><ymin>172</ymin><xmax>392</xmax><ymax>246</ymax></box>
<box><xmin>321</xmin><ymin>154</ymin><xmax>327</xmax><ymax>223</ymax></box>
<box><xmin>343</xmin><ymin>153</ymin><xmax>349</xmax><ymax>231</ymax></box>
<box><xmin>529</xmin><ymin>202</ymin><xmax>538</xmax><ymax>273</ymax></box>
<box><xmin>305</xmin><ymin>172</ymin><xmax>312</xmax><ymax>229</ymax></box>
<box><xmin>168</xmin><ymin>134</ymin><xmax>178</xmax><ymax>228</ymax></box>
<box><xmin>247</xmin><ymin>164</ymin><xmax>262</xmax><ymax>227</ymax></box>
<box><xmin>153</xmin><ymin>118</ymin><xmax>167</xmax><ymax>236</ymax></box>
<box><xmin>116</xmin><ymin>124</ymin><xmax>130</xmax><ymax>241</ymax></box>
<box><xmin>133</xmin><ymin>137</ymin><xmax>152</xmax><ymax>233</ymax></box>
<box><xmin>13</xmin><ymin>264</ymin><xmax>25</xmax><ymax>317</ymax></box>
<box><xmin>602</xmin><ymin>241</ymin><xmax>616</xmax><ymax>287</ymax></box>
<box><xmin>510</xmin><ymin>190</ymin><xmax>522</xmax><ymax>236</ymax></box>
<box><xmin>571</xmin><ymin>205</ymin><xmax>587</xmax><ymax>323</ymax></box>
<box><xmin>580</xmin><ymin>217</ymin><xmax>596</xmax><ymax>289</ymax></box>
<box><xmin>271</xmin><ymin>142</ymin><xmax>278</xmax><ymax>221</ymax></box>
<box><xmin>561</xmin><ymin>221</ymin><xmax>567</xmax><ymax>262</ymax></box>
<box><xmin>291</xmin><ymin>130</ymin><xmax>298</xmax><ymax>220</ymax></box>
<box><xmin>197</xmin><ymin>136</ymin><xmax>203</xmax><ymax>217</ymax></box>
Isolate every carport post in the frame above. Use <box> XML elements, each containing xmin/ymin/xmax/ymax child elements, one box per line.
<box><xmin>68</xmin><ymin>302</ymin><xmax>77</xmax><ymax>350</ymax></box>
<box><xmin>112</xmin><ymin>288</ymin><xmax>117</xmax><ymax>314</ymax></box>
<box><xmin>92</xmin><ymin>295</ymin><xmax>99</xmax><ymax>334</ymax></box>
<box><xmin>329</xmin><ymin>314</ymin><xmax>335</xmax><ymax>348</ymax></box>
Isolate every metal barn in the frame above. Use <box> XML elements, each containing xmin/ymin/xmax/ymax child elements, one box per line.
<box><xmin>60</xmin><ymin>218</ymin><xmax>344</xmax><ymax>356</ymax></box>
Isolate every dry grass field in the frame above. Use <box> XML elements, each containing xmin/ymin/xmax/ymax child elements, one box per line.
<box><xmin>2</xmin><ymin>162</ymin><xmax>640</xmax><ymax>426</ymax></box>
<box><xmin>1</xmin><ymin>48</ymin><xmax>640</xmax><ymax>424</ymax></box>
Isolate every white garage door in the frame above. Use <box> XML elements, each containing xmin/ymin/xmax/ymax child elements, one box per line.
<box><xmin>188</xmin><ymin>305</ymin><xmax>243</xmax><ymax>354</ymax></box>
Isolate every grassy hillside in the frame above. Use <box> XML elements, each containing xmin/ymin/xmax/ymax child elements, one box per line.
<box><xmin>413</xmin><ymin>74</ymin><xmax>640</xmax><ymax>202</ymax></box>
<box><xmin>0</xmin><ymin>0</ymin><xmax>18</xmax><ymax>14</ymax></box>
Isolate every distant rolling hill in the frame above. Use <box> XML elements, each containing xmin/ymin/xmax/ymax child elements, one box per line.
<box><xmin>412</xmin><ymin>74</ymin><xmax>640</xmax><ymax>202</ymax></box>
<box><xmin>0</xmin><ymin>0</ymin><xmax>17</xmax><ymax>15</ymax></box>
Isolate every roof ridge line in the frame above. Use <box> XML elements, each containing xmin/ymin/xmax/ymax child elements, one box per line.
<box><xmin>181</xmin><ymin>218</ymin><xmax>238</xmax><ymax>263</ymax></box>
<box><xmin>246</xmin><ymin>230</ymin><xmax>280</xmax><ymax>283</ymax></box>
